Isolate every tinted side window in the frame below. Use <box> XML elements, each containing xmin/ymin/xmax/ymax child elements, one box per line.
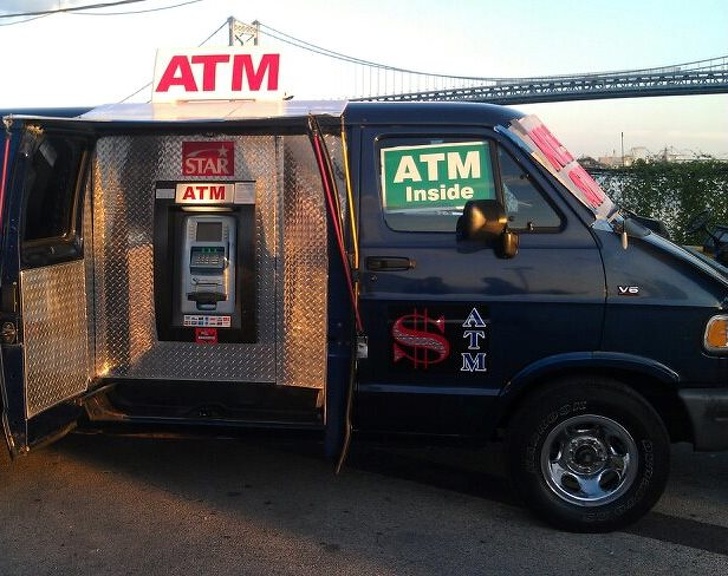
<box><xmin>21</xmin><ymin>134</ymin><xmax>86</xmax><ymax>264</ymax></box>
<box><xmin>23</xmin><ymin>136</ymin><xmax>83</xmax><ymax>241</ymax></box>
<box><xmin>499</xmin><ymin>147</ymin><xmax>562</xmax><ymax>231</ymax></box>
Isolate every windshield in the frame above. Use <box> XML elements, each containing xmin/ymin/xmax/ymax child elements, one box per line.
<box><xmin>498</xmin><ymin>115</ymin><xmax>616</xmax><ymax>221</ymax></box>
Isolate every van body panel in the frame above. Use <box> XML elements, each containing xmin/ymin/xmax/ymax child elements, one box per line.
<box><xmin>352</xmin><ymin>121</ymin><xmax>606</xmax><ymax>434</ymax></box>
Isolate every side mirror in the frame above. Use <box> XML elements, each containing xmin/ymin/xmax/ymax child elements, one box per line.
<box><xmin>458</xmin><ymin>199</ymin><xmax>519</xmax><ymax>258</ymax></box>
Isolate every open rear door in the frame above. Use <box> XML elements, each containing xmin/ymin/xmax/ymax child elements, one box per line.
<box><xmin>307</xmin><ymin>115</ymin><xmax>359</xmax><ymax>466</ymax></box>
<box><xmin>0</xmin><ymin>117</ymin><xmax>95</xmax><ymax>455</ymax></box>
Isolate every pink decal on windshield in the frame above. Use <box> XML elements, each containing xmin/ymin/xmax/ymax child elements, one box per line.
<box><xmin>503</xmin><ymin>115</ymin><xmax>613</xmax><ymax>218</ymax></box>
<box><xmin>567</xmin><ymin>163</ymin><xmax>605</xmax><ymax>208</ymax></box>
<box><xmin>527</xmin><ymin>124</ymin><xmax>574</xmax><ymax>171</ymax></box>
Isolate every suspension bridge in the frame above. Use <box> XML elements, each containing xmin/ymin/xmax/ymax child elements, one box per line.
<box><xmin>219</xmin><ymin>17</ymin><xmax>728</xmax><ymax>104</ymax></box>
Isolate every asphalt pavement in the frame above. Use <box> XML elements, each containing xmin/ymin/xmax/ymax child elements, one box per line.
<box><xmin>0</xmin><ymin>430</ymin><xmax>726</xmax><ymax>575</ymax></box>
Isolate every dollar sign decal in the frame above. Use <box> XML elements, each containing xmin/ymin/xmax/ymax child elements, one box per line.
<box><xmin>392</xmin><ymin>309</ymin><xmax>450</xmax><ymax>369</ymax></box>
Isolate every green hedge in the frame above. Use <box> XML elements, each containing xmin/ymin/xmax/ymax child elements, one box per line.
<box><xmin>593</xmin><ymin>159</ymin><xmax>728</xmax><ymax>245</ymax></box>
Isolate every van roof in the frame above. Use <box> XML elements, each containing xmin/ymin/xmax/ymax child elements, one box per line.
<box><xmin>3</xmin><ymin>100</ymin><xmax>523</xmax><ymax>128</ymax></box>
<box><xmin>343</xmin><ymin>101</ymin><xmax>523</xmax><ymax>127</ymax></box>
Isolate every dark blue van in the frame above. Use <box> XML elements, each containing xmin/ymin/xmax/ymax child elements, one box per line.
<box><xmin>1</xmin><ymin>100</ymin><xmax>727</xmax><ymax>532</ymax></box>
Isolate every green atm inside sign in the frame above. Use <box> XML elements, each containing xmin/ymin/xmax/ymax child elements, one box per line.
<box><xmin>381</xmin><ymin>141</ymin><xmax>494</xmax><ymax>211</ymax></box>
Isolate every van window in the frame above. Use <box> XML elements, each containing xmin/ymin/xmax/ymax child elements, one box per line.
<box><xmin>378</xmin><ymin>139</ymin><xmax>497</xmax><ymax>232</ymax></box>
<box><xmin>499</xmin><ymin>147</ymin><xmax>562</xmax><ymax>231</ymax></box>
<box><xmin>21</xmin><ymin>134</ymin><xmax>85</xmax><ymax>263</ymax></box>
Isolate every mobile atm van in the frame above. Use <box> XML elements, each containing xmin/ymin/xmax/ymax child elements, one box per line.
<box><xmin>2</xmin><ymin>97</ymin><xmax>728</xmax><ymax>534</ymax></box>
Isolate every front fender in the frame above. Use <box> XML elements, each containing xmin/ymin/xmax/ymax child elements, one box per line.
<box><xmin>493</xmin><ymin>351</ymin><xmax>680</xmax><ymax>428</ymax></box>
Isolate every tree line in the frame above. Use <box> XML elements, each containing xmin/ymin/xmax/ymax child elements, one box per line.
<box><xmin>590</xmin><ymin>159</ymin><xmax>728</xmax><ymax>245</ymax></box>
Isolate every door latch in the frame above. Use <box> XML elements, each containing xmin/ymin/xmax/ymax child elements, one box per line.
<box><xmin>1</xmin><ymin>321</ymin><xmax>17</xmax><ymax>345</ymax></box>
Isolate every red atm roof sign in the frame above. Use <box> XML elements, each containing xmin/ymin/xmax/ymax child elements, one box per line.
<box><xmin>153</xmin><ymin>47</ymin><xmax>283</xmax><ymax>102</ymax></box>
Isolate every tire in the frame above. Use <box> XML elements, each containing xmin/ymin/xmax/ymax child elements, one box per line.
<box><xmin>507</xmin><ymin>376</ymin><xmax>670</xmax><ymax>532</ymax></box>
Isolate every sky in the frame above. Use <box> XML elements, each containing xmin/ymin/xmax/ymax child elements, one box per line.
<box><xmin>0</xmin><ymin>0</ymin><xmax>726</xmax><ymax>159</ymax></box>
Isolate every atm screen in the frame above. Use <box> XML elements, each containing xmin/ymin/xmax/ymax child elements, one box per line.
<box><xmin>196</xmin><ymin>221</ymin><xmax>223</xmax><ymax>242</ymax></box>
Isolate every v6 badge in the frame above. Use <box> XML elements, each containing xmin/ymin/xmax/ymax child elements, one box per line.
<box><xmin>618</xmin><ymin>285</ymin><xmax>640</xmax><ymax>296</ymax></box>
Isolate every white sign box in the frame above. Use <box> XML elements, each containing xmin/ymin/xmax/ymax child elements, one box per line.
<box><xmin>153</xmin><ymin>47</ymin><xmax>284</xmax><ymax>102</ymax></box>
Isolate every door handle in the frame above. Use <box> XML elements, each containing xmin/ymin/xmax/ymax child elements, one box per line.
<box><xmin>365</xmin><ymin>256</ymin><xmax>416</xmax><ymax>271</ymax></box>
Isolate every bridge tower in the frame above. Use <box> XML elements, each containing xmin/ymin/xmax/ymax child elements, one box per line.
<box><xmin>227</xmin><ymin>17</ymin><xmax>259</xmax><ymax>46</ymax></box>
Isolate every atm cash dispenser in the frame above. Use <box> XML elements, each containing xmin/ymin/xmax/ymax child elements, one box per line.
<box><xmin>153</xmin><ymin>181</ymin><xmax>256</xmax><ymax>343</ymax></box>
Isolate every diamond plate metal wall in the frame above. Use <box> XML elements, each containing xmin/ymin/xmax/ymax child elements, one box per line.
<box><xmin>89</xmin><ymin>133</ymin><xmax>328</xmax><ymax>388</ymax></box>
<box><xmin>280</xmin><ymin>136</ymin><xmax>329</xmax><ymax>388</ymax></box>
<box><xmin>22</xmin><ymin>261</ymin><xmax>89</xmax><ymax>418</ymax></box>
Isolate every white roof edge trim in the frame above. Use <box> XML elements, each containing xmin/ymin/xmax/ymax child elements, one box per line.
<box><xmin>80</xmin><ymin>100</ymin><xmax>349</xmax><ymax>122</ymax></box>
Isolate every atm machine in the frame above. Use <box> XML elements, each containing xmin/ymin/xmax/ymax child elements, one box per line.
<box><xmin>180</xmin><ymin>214</ymin><xmax>236</xmax><ymax>317</ymax></box>
<box><xmin>153</xmin><ymin>181</ymin><xmax>256</xmax><ymax>344</ymax></box>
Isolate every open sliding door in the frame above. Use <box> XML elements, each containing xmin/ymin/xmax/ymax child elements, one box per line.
<box><xmin>0</xmin><ymin>118</ymin><xmax>95</xmax><ymax>454</ymax></box>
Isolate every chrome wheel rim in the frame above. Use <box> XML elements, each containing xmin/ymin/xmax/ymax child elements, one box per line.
<box><xmin>540</xmin><ymin>414</ymin><xmax>639</xmax><ymax>507</ymax></box>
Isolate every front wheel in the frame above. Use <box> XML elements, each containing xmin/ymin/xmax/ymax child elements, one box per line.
<box><xmin>507</xmin><ymin>377</ymin><xmax>670</xmax><ymax>532</ymax></box>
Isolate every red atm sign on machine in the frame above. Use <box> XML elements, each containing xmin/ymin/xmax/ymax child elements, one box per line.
<box><xmin>152</xmin><ymin>46</ymin><xmax>284</xmax><ymax>102</ymax></box>
<box><xmin>175</xmin><ymin>183</ymin><xmax>235</xmax><ymax>204</ymax></box>
<box><xmin>173</xmin><ymin>181</ymin><xmax>255</xmax><ymax>205</ymax></box>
